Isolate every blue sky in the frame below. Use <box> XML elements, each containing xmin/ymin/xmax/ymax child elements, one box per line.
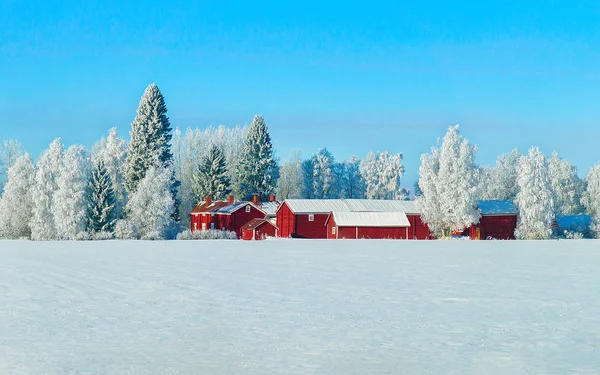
<box><xmin>2</xmin><ymin>0</ymin><xmax>600</xmax><ymax>188</ymax></box>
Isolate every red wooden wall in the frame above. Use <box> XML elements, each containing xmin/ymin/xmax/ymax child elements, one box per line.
<box><xmin>407</xmin><ymin>215</ymin><xmax>431</xmax><ymax>239</ymax></box>
<box><xmin>470</xmin><ymin>215</ymin><xmax>517</xmax><ymax>240</ymax></box>
<box><xmin>295</xmin><ymin>213</ymin><xmax>329</xmax><ymax>238</ymax></box>
<box><xmin>276</xmin><ymin>203</ymin><xmax>296</xmax><ymax>238</ymax></box>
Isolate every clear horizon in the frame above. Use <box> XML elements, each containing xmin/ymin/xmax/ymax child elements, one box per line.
<box><xmin>2</xmin><ymin>0</ymin><xmax>600</xmax><ymax>188</ymax></box>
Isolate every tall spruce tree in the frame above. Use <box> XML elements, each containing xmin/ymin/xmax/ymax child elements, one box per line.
<box><xmin>192</xmin><ymin>144</ymin><xmax>231</xmax><ymax>202</ymax></box>
<box><xmin>235</xmin><ymin>115</ymin><xmax>279</xmax><ymax>200</ymax></box>
<box><xmin>88</xmin><ymin>159</ymin><xmax>117</xmax><ymax>233</ymax></box>
<box><xmin>124</xmin><ymin>83</ymin><xmax>179</xmax><ymax>220</ymax></box>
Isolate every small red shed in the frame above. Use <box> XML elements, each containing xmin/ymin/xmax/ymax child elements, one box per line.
<box><xmin>326</xmin><ymin>211</ymin><xmax>411</xmax><ymax>239</ymax></box>
<box><xmin>242</xmin><ymin>218</ymin><xmax>277</xmax><ymax>240</ymax></box>
<box><xmin>469</xmin><ymin>200</ymin><xmax>518</xmax><ymax>240</ymax></box>
<box><xmin>190</xmin><ymin>195</ymin><xmax>267</xmax><ymax>238</ymax></box>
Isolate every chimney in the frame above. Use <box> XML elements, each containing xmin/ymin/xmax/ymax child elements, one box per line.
<box><xmin>269</xmin><ymin>194</ymin><xmax>276</xmax><ymax>202</ymax></box>
<box><xmin>205</xmin><ymin>196</ymin><xmax>212</xmax><ymax>206</ymax></box>
<box><xmin>228</xmin><ymin>195</ymin><xmax>235</xmax><ymax>204</ymax></box>
<box><xmin>253</xmin><ymin>194</ymin><xmax>260</xmax><ymax>204</ymax></box>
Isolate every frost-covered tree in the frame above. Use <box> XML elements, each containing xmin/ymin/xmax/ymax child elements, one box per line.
<box><xmin>582</xmin><ymin>164</ymin><xmax>600</xmax><ymax>237</ymax></box>
<box><xmin>124</xmin><ymin>83</ymin><xmax>174</xmax><ymax>193</ymax></box>
<box><xmin>360</xmin><ymin>152</ymin><xmax>407</xmax><ymax>200</ymax></box>
<box><xmin>126</xmin><ymin>165</ymin><xmax>175</xmax><ymax>239</ymax></box>
<box><xmin>235</xmin><ymin>115</ymin><xmax>279</xmax><ymax>200</ymax></box>
<box><xmin>173</xmin><ymin>125</ymin><xmax>247</xmax><ymax>228</ymax></box>
<box><xmin>192</xmin><ymin>144</ymin><xmax>231</xmax><ymax>202</ymax></box>
<box><xmin>477</xmin><ymin>149</ymin><xmax>521</xmax><ymax>201</ymax></box>
<box><xmin>301</xmin><ymin>158</ymin><xmax>315</xmax><ymax>198</ymax></box>
<box><xmin>342</xmin><ymin>156</ymin><xmax>366</xmax><ymax>199</ymax></box>
<box><xmin>548</xmin><ymin>152</ymin><xmax>583</xmax><ymax>215</ymax></box>
<box><xmin>413</xmin><ymin>181</ymin><xmax>423</xmax><ymax>198</ymax></box>
<box><xmin>30</xmin><ymin>138</ymin><xmax>63</xmax><ymax>241</ymax></box>
<box><xmin>0</xmin><ymin>154</ymin><xmax>35</xmax><ymax>239</ymax></box>
<box><xmin>514</xmin><ymin>147</ymin><xmax>555</xmax><ymax>240</ymax></box>
<box><xmin>53</xmin><ymin>145</ymin><xmax>90</xmax><ymax>240</ymax></box>
<box><xmin>0</xmin><ymin>139</ymin><xmax>25</xmax><ymax>193</ymax></box>
<box><xmin>277</xmin><ymin>151</ymin><xmax>304</xmax><ymax>199</ymax></box>
<box><xmin>92</xmin><ymin>128</ymin><xmax>127</xmax><ymax>219</ymax></box>
<box><xmin>311</xmin><ymin>148</ymin><xmax>335</xmax><ymax>199</ymax></box>
<box><xmin>87</xmin><ymin>159</ymin><xmax>117</xmax><ymax>234</ymax></box>
<box><xmin>418</xmin><ymin>125</ymin><xmax>480</xmax><ymax>237</ymax></box>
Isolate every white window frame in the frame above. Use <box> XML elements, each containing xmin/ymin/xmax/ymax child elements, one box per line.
<box><xmin>246</xmin><ymin>205</ymin><xmax>251</xmax><ymax>213</ymax></box>
<box><xmin>210</xmin><ymin>222</ymin><xmax>215</xmax><ymax>230</ymax></box>
<box><xmin>308</xmin><ymin>214</ymin><xmax>315</xmax><ymax>222</ymax></box>
<box><xmin>202</xmin><ymin>223</ymin><xmax>207</xmax><ymax>231</ymax></box>
<box><xmin>332</xmin><ymin>226</ymin><xmax>336</xmax><ymax>235</ymax></box>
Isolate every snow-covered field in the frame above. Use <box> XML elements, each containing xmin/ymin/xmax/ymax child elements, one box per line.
<box><xmin>1</xmin><ymin>240</ymin><xmax>599</xmax><ymax>374</ymax></box>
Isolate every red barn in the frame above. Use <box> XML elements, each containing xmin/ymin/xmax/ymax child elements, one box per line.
<box><xmin>276</xmin><ymin>199</ymin><xmax>431</xmax><ymax>239</ymax></box>
<box><xmin>326</xmin><ymin>211</ymin><xmax>411</xmax><ymax>239</ymax></box>
<box><xmin>190</xmin><ymin>195</ymin><xmax>267</xmax><ymax>238</ymax></box>
<box><xmin>469</xmin><ymin>200</ymin><xmax>518</xmax><ymax>240</ymax></box>
<box><xmin>242</xmin><ymin>218</ymin><xmax>277</xmax><ymax>240</ymax></box>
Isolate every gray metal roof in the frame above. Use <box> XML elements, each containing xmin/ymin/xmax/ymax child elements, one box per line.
<box><xmin>477</xmin><ymin>200</ymin><xmax>518</xmax><ymax>215</ymax></box>
<box><xmin>331</xmin><ymin>211</ymin><xmax>411</xmax><ymax>227</ymax></box>
<box><xmin>282</xmin><ymin>199</ymin><xmax>423</xmax><ymax>214</ymax></box>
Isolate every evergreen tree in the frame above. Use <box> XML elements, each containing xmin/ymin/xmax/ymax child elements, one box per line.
<box><xmin>514</xmin><ymin>147</ymin><xmax>555</xmax><ymax>240</ymax></box>
<box><xmin>0</xmin><ymin>154</ymin><xmax>35</xmax><ymax>239</ymax></box>
<box><xmin>301</xmin><ymin>158</ymin><xmax>315</xmax><ymax>198</ymax></box>
<box><xmin>53</xmin><ymin>145</ymin><xmax>90</xmax><ymax>240</ymax></box>
<box><xmin>124</xmin><ymin>83</ymin><xmax>173</xmax><ymax>193</ymax></box>
<box><xmin>126</xmin><ymin>165</ymin><xmax>175</xmax><ymax>239</ymax></box>
<box><xmin>192</xmin><ymin>144</ymin><xmax>231</xmax><ymax>202</ymax></box>
<box><xmin>88</xmin><ymin>159</ymin><xmax>117</xmax><ymax>233</ymax></box>
<box><xmin>93</xmin><ymin>128</ymin><xmax>128</xmax><ymax>219</ymax></box>
<box><xmin>343</xmin><ymin>156</ymin><xmax>366</xmax><ymax>199</ymax></box>
<box><xmin>235</xmin><ymin>115</ymin><xmax>279</xmax><ymax>200</ymax></box>
<box><xmin>312</xmin><ymin>148</ymin><xmax>335</xmax><ymax>199</ymax></box>
<box><xmin>30</xmin><ymin>138</ymin><xmax>63</xmax><ymax>241</ymax></box>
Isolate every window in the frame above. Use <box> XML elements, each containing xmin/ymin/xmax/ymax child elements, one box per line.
<box><xmin>246</xmin><ymin>205</ymin><xmax>251</xmax><ymax>213</ymax></box>
<box><xmin>202</xmin><ymin>223</ymin><xmax>207</xmax><ymax>231</ymax></box>
<box><xmin>211</xmin><ymin>222</ymin><xmax>215</xmax><ymax>230</ymax></box>
<box><xmin>308</xmin><ymin>214</ymin><xmax>314</xmax><ymax>222</ymax></box>
<box><xmin>193</xmin><ymin>223</ymin><xmax>198</xmax><ymax>231</ymax></box>
<box><xmin>332</xmin><ymin>226</ymin><xmax>336</xmax><ymax>235</ymax></box>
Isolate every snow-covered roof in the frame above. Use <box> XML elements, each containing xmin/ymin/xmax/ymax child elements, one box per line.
<box><xmin>477</xmin><ymin>200</ymin><xmax>518</xmax><ymax>215</ymax></box>
<box><xmin>258</xmin><ymin>201</ymin><xmax>280</xmax><ymax>217</ymax></box>
<box><xmin>331</xmin><ymin>211</ymin><xmax>411</xmax><ymax>227</ymax></box>
<box><xmin>343</xmin><ymin>199</ymin><xmax>422</xmax><ymax>214</ymax></box>
<box><xmin>283</xmin><ymin>199</ymin><xmax>351</xmax><ymax>214</ymax></box>
<box><xmin>555</xmin><ymin>215</ymin><xmax>591</xmax><ymax>230</ymax></box>
<box><xmin>282</xmin><ymin>199</ymin><xmax>422</xmax><ymax>214</ymax></box>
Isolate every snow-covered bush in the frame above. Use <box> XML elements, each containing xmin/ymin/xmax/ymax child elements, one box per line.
<box><xmin>142</xmin><ymin>230</ymin><xmax>164</xmax><ymax>241</ymax></box>
<box><xmin>563</xmin><ymin>230</ymin><xmax>584</xmax><ymax>240</ymax></box>
<box><xmin>176</xmin><ymin>229</ymin><xmax>237</xmax><ymax>240</ymax></box>
<box><xmin>74</xmin><ymin>231</ymin><xmax>91</xmax><ymax>241</ymax></box>
<box><xmin>114</xmin><ymin>220</ymin><xmax>140</xmax><ymax>240</ymax></box>
<box><xmin>92</xmin><ymin>231</ymin><xmax>114</xmax><ymax>241</ymax></box>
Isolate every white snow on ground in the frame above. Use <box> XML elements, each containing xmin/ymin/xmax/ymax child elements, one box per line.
<box><xmin>1</xmin><ymin>239</ymin><xmax>600</xmax><ymax>374</ymax></box>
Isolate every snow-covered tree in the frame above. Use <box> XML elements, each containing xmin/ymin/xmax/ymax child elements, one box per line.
<box><xmin>514</xmin><ymin>147</ymin><xmax>555</xmax><ymax>240</ymax></box>
<box><xmin>0</xmin><ymin>139</ymin><xmax>25</xmax><ymax>193</ymax></box>
<box><xmin>87</xmin><ymin>159</ymin><xmax>117</xmax><ymax>234</ymax></box>
<box><xmin>126</xmin><ymin>165</ymin><xmax>175</xmax><ymax>239</ymax></box>
<box><xmin>172</xmin><ymin>125</ymin><xmax>247</xmax><ymax>228</ymax></box>
<box><xmin>548</xmin><ymin>152</ymin><xmax>583</xmax><ymax>215</ymax></box>
<box><xmin>310</xmin><ymin>148</ymin><xmax>336</xmax><ymax>199</ymax></box>
<box><xmin>30</xmin><ymin>138</ymin><xmax>63</xmax><ymax>241</ymax></box>
<box><xmin>92</xmin><ymin>128</ymin><xmax>127</xmax><ymax>219</ymax></box>
<box><xmin>477</xmin><ymin>149</ymin><xmax>521</xmax><ymax>201</ymax></box>
<box><xmin>342</xmin><ymin>156</ymin><xmax>366</xmax><ymax>199</ymax></box>
<box><xmin>277</xmin><ymin>151</ymin><xmax>304</xmax><ymax>199</ymax></box>
<box><xmin>124</xmin><ymin>83</ymin><xmax>174</xmax><ymax>193</ymax></box>
<box><xmin>0</xmin><ymin>154</ymin><xmax>35</xmax><ymax>239</ymax></box>
<box><xmin>235</xmin><ymin>115</ymin><xmax>279</xmax><ymax>200</ymax></box>
<box><xmin>360</xmin><ymin>152</ymin><xmax>408</xmax><ymax>200</ymax></box>
<box><xmin>418</xmin><ymin>125</ymin><xmax>480</xmax><ymax>237</ymax></box>
<box><xmin>53</xmin><ymin>145</ymin><xmax>90</xmax><ymax>240</ymax></box>
<box><xmin>192</xmin><ymin>144</ymin><xmax>231</xmax><ymax>202</ymax></box>
<box><xmin>582</xmin><ymin>164</ymin><xmax>600</xmax><ymax>237</ymax></box>
<box><xmin>301</xmin><ymin>158</ymin><xmax>315</xmax><ymax>198</ymax></box>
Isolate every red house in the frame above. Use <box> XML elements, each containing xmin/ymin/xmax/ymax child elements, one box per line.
<box><xmin>190</xmin><ymin>195</ymin><xmax>268</xmax><ymax>238</ymax></box>
<box><xmin>326</xmin><ymin>211</ymin><xmax>411</xmax><ymax>239</ymax></box>
<box><xmin>276</xmin><ymin>199</ymin><xmax>431</xmax><ymax>239</ymax></box>
<box><xmin>242</xmin><ymin>218</ymin><xmax>277</xmax><ymax>240</ymax></box>
<box><xmin>469</xmin><ymin>200</ymin><xmax>518</xmax><ymax>240</ymax></box>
